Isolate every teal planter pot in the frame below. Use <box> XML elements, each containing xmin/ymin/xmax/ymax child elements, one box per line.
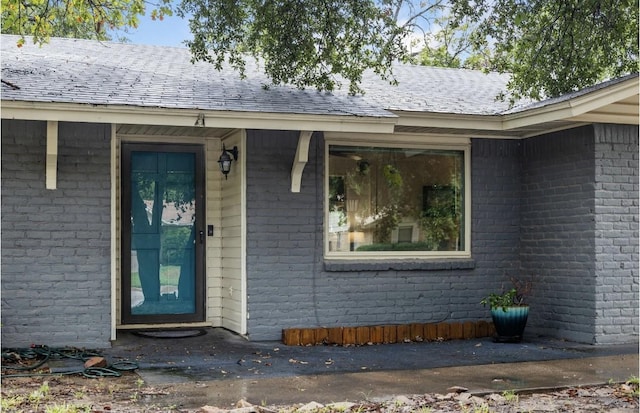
<box><xmin>490</xmin><ymin>306</ymin><xmax>529</xmax><ymax>342</ymax></box>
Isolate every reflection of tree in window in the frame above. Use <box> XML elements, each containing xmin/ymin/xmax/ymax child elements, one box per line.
<box><xmin>129</xmin><ymin>152</ymin><xmax>197</xmax><ymax>315</ymax></box>
<box><xmin>328</xmin><ymin>146</ymin><xmax>464</xmax><ymax>253</ymax></box>
<box><xmin>132</xmin><ymin>177</ymin><xmax>160</xmax><ymax>303</ymax></box>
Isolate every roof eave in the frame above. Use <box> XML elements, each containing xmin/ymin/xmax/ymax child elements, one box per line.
<box><xmin>393</xmin><ymin>111</ymin><xmax>503</xmax><ymax>130</ymax></box>
<box><xmin>502</xmin><ymin>76</ymin><xmax>639</xmax><ymax>129</ymax></box>
<box><xmin>391</xmin><ymin>76</ymin><xmax>638</xmax><ymax>138</ymax></box>
<box><xmin>0</xmin><ymin>101</ymin><xmax>398</xmax><ymax>135</ymax></box>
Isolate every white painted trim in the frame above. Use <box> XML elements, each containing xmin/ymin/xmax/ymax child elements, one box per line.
<box><xmin>570</xmin><ymin>113</ymin><xmax>639</xmax><ymax>124</ymax></box>
<box><xmin>117</xmin><ymin>322</ymin><xmax>212</xmax><ymax>330</ymax></box>
<box><xmin>110</xmin><ymin>124</ymin><xmax>117</xmax><ymax>341</ymax></box>
<box><xmin>463</xmin><ymin>142</ymin><xmax>472</xmax><ymax>253</ymax></box>
<box><xmin>116</xmin><ymin>135</ymin><xmax>209</xmax><ymax>144</ymax></box>
<box><xmin>114</xmin><ymin>130</ymin><xmax>221</xmax><ymax>331</ymax></box>
<box><xmin>1</xmin><ymin>101</ymin><xmax>397</xmax><ymax>134</ymax></box>
<box><xmin>326</xmin><ymin>250</ymin><xmax>472</xmax><ymax>259</ymax></box>
<box><xmin>393</xmin><ymin>77</ymin><xmax>639</xmax><ymax>134</ymax></box>
<box><xmin>394</xmin><ymin>112</ymin><xmax>504</xmax><ymax>131</ymax></box>
<box><xmin>324</xmin><ymin>136</ymin><xmax>472</xmax><ymax>260</ymax></box>
<box><xmin>503</xmin><ymin>78</ymin><xmax>639</xmax><ymax>129</ymax></box>
<box><xmin>290</xmin><ymin>131</ymin><xmax>313</xmax><ymax>193</ymax></box>
<box><xmin>4</xmin><ymin>75</ymin><xmax>635</xmax><ymax>141</ymax></box>
<box><xmin>46</xmin><ymin>121</ymin><xmax>58</xmax><ymax>190</ymax></box>
<box><xmin>326</xmin><ymin>132</ymin><xmax>471</xmax><ymax>146</ymax></box>
<box><xmin>240</xmin><ymin>129</ymin><xmax>248</xmax><ymax>335</ymax></box>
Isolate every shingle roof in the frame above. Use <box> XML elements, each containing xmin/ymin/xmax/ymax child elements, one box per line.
<box><xmin>1</xmin><ymin>35</ymin><xmax>515</xmax><ymax>118</ymax></box>
<box><xmin>359</xmin><ymin>64</ymin><xmax>515</xmax><ymax>115</ymax></box>
<box><xmin>503</xmin><ymin>73</ymin><xmax>639</xmax><ymax>114</ymax></box>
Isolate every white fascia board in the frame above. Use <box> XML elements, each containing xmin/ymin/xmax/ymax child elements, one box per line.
<box><xmin>571</xmin><ymin>112</ymin><xmax>640</xmax><ymax>124</ymax></box>
<box><xmin>327</xmin><ymin>131</ymin><xmax>471</xmax><ymax>146</ymax></box>
<box><xmin>393</xmin><ymin>111</ymin><xmax>505</xmax><ymax>131</ymax></box>
<box><xmin>0</xmin><ymin>101</ymin><xmax>397</xmax><ymax>134</ymax></box>
<box><xmin>503</xmin><ymin>77</ymin><xmax>639</xmax><ymax>129</ymax></box>
<box><xmin>392</xmin><ymin>77</ymin><xmax>638</xmax><ymax>134</ymax></box>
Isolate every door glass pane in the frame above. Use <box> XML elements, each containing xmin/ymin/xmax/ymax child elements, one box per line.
<box><xmin>130</xmin><ymin>151</ymin><xmax>196</xmax><ymax>316</ymax></box>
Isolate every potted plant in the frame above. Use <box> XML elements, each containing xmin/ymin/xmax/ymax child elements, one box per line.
<box><xmin>481</xmin><ymin>279</ymin><xmax>531</xmax><ymax>343</ymax></box>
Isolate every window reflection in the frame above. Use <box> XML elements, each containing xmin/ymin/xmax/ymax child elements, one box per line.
<box><xmin>328</xmin><ymin>145</ymin><xmax>465</xmax><ymax>253</ymax></box>
<box><xmin>129</xmin><ymin>152</ymin><xmax>196</xmax><ymax>316</ymax></box>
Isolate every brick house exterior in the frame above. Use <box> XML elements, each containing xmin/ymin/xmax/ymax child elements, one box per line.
<box><xmin>2</xmin><ymin>121</ymin><xmax>113</xmax><ymax>347</ymax></box>
<box><xmin>1</xmin><ymin>35</ymin><xmax>638</xmax><ymax>348</ymax></box>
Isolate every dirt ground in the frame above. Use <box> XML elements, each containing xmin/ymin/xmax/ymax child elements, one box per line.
<box><xmin>1</xmin><ymin>372</ymin><xmax>638</xmax><ymax>413</ymax></box>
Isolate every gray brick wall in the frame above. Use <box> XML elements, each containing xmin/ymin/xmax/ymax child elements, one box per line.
<box><xmin>245</xmin><ymin>132</ymin><xmax>522</xmax><ymax>341</ymax></box>
<box><xmin>246</xmin><ymin>128</ymin><xmax>637</xmax><ymax>344</ymax></box>
<box><xmin>470</xmin><ymin>139</ymin><xmax>523</xmax><ymax>290</ymax></box>
<box><xmin>593</xmin><ymin>124</ymin><xmax>639</xmax><ymax>344</ymax></box>
<box><xmin>1</xmin><ymin>120</ymin><xmax>112</xmax><ymax>348</ymax></box>
<box><xmin>3</xmin><ymin>120</ymin><xmax>634</xmax><ymax>346</ymax></box>
<box><xmin>520</xmin><ymin>126</ymin><xmax>598</xmax><ymax>343</ymax></box>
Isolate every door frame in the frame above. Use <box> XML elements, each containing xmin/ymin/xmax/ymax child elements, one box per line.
<box><xmin>120</xmin><ymin>142</ymin><xmax>206</xmax><ymax>324</ymax></box>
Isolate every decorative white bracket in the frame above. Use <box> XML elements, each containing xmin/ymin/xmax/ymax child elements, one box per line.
<box><xmin>46</xmin><ymin>121</ymin><xmax>58</xmax><ymax>190</ymax></box>
<box><xmin>290</xmin><ymin>131</ymin><xmax>313</xmax><ymax>193</ymax></box>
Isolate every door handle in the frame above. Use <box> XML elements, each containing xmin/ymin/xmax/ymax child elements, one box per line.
<box><xmin>199</xmin><ymin>230</ymin><xmax>205</xmax><ymax>244</ymax></box>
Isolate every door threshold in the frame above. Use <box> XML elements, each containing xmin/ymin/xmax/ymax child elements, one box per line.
<box><xmin>117</xmin><ymin>322</ymin><xmax>212</xmax><ymax>330</ymax></box>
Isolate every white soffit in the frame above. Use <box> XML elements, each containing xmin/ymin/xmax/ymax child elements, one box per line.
<box><xmin>503</xmin><ymin>76</ymin><xmax>639</xmax><ymax>129</ymax></box>
<box><xmin>2</xmin><ymin>77</ymin><xmax>636</xmax><ymax>139</ymax></box>
<box><xmin>392</xmin><ymin>76</ymin><xmax>639</xmax><ymax>138</ymax></box>
<box><xmin>1</xmin><ymin>101</ymin><xmax>397</xmax><ymax>135</ymax></box>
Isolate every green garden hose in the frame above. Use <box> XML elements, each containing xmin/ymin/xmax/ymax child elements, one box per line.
<box><xmin>1</xmin><ymin>345</ymin><xmax>138</xmax><ymax>379</ymax></box>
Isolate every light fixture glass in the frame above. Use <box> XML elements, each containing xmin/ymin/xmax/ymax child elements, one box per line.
<box><xmin>218</xmin><ymin>145</ymin><xmax>238</xmax><ymax>179</ymax></box>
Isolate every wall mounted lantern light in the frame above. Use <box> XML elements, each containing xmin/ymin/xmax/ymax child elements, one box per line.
<box><xmin>218</xmin><ymin>145</ymin><xmax>238</xmax><ymax>179</ymax></box>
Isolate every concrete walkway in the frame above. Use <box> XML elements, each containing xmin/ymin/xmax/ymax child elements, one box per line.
<box><xmin>105</xmin><ymin>328</ymin><xmax>639</xmax><ymax>408</ymax></box>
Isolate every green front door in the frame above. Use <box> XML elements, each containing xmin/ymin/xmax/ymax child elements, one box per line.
<box><xmin>121</xmin><ymin>144</ymin><xmax>205</xmax><ymax>324</ymax></box>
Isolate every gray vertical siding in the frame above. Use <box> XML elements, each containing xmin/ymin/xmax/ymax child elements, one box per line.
<box><xmin>593</xmin><ymin>124</ymin><xmax>639</xmax><ymax>344</ymax></box>
<box><xmin>1</xmin><ymin>120</ymin><xmax>112</xmax><ymax>348</ymax></box>
<box><xmin>520</xmin><ymin>126</ymin><xmax>598</xmax><ymax>343</ymax></box>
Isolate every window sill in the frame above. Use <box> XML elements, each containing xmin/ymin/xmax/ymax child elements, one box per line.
<box><xmin>323</xmin><ymin>258</ymin><xmax>475</xmax><ymax>272</ymax></box>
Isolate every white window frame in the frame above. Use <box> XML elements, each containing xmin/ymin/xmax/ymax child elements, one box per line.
<box><xmin>324</xmin><ymin>133</ymin><xmax>472</xmax><ymax>260</ymax></box>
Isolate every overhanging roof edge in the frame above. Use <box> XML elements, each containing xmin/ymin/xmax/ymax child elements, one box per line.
<box><xmin>502</xmin><ymin>76</ymin><xmax>639</xmax><ymax>129</ymax></box>
<box><xmin>0</xmin><ymin>101</ymin><xmax>398</xmax><ymax>134</ymax></box>
<box><xmin>390</xmin><ymin>77</ymin><xmax>638</xmax><ymax>136</ymax></box>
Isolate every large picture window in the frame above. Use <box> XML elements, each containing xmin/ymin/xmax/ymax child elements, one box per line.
<box><xmin>326</xmin><ymin>142</ymin><xmax>469</xmax><ymax>258</ymax></box>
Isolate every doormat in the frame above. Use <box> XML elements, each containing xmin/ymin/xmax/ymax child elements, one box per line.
<box><xmin>132</xmin><ymin>329</ymin><xmax>207</xmax><ymax>339</ymax></box>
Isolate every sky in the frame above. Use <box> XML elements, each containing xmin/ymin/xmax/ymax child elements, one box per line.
<box><xmin>114</xmin><ymin>14</ymin><xmax>193</xmax><ymax>47</ymax></box>
<box><xmin>116</xmin><ymin>8</ymin><xmax>433</xmax><ymax>52</ymax></box>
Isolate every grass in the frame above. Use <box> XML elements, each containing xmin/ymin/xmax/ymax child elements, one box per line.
<box><xmin>470</xmin><ymin>404</ymin><xmax>490</xmax><ymax>413</ymax></box>
<box><xmin>131</xmin><ymin>265</ymin><xmax>180</xmax><ymax>289</ymax></box>
<box><xmin>1</xmin><ymin>394</ymin><xmax>25</xmax><ymax>411</ymax></box>
<box><xmin>45</xmin><ymin>403</ymin><xmax>91</xmax><ymax>413</ymax></box>
<box><xmin>2</xmin><ymin>382</ymin><xmax>91</xmax><ymax>413</ymax></box>
<box><xmin>502</xmin><ymin>389</ymin><xmax>519</xmax><ymax>403</ymax></box>
<box><xmin>626</xmin><ymin>375</ymin><xmax>639</xmax><ymax>397</ymax></box>
<box><xmin>28</xmin><ymin>382</ymin><xmax>50</xmax><ymax>410</ymax></box>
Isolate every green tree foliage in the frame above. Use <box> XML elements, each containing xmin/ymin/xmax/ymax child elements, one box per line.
<box><xmin>1</xmin><ymin>0</ymin><xmax>171</xmax><ymax>45</ymax></box>
<box><xmin>417</xmin><ymin>14</ymin><xmax>492</xmax><ymax>70</ymax></box>
<box><xmin>450</xmin><ymin>0</ymin><xmax>639</xmax><ymax>100</ymax></box>
<box><xmin>3</xmin><ymin>0</ymin><xmax>637</xmax><ymax>100</ymax></box>
<box><xmin>179</xmin><ymin>0</ymin><xmax>447</xmax><ymax>95</ymax></box>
